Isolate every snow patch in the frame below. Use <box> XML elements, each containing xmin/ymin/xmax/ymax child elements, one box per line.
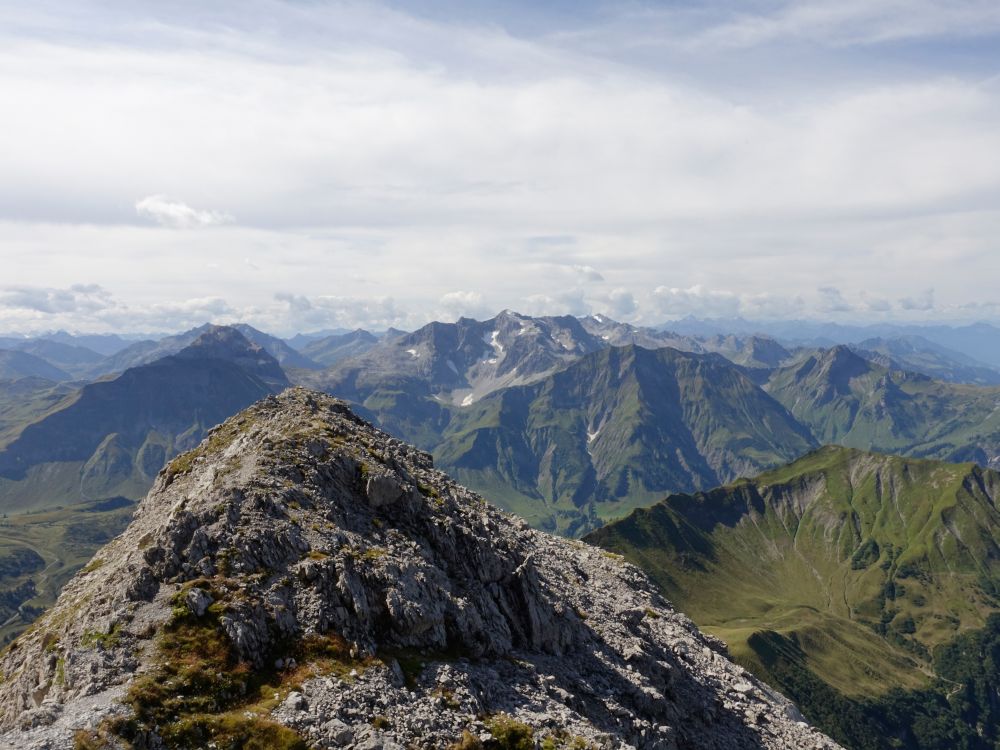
<box><xmin>446</xmin><ymin>359</ymin><xmax>459</xmax><ymax>375</ymax></box>
<box><xmin>587</xmin><ymin>429</ymin><xmax>600</xmax><ymax>443</ymax></box>
<box><xmin>485</xmin><ymin>330</ymin><xmax>505</xmax><ymax>354</ymax></box>
<box><xmin>406</xmin><ymin>349</ymin><xmax>419</xmax><ymax>358</ymax></box>
<box><xmin>461</xmin><ymin>394</ymin><xmax>475</xmax><ymax>406</ymax></box>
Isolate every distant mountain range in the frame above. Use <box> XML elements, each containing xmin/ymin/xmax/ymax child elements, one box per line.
<box><xmin>434</xmin><ymin>344</ymin><xmax>814</xmax><ymax>535</ymax></box>
<box><xmin>849</xmin><ymin>335</ymin><xmax>1000</xmax><ymax>385</ymax></box>
<box><xmin>6</xmin><ymin>313</ymin><xmax>1000</xmax><ymax>387</ymax></box>
<box><xmin>664</xmin><ymin>317</ymin><xmax>1000</xmax><ymax>368</ymax></box>
<box><xmin>587</xmin><ymin>446</ymin><xmax>1000</xmax><ymax>749</ymax></box>
<box><xmin>301</xmin><ymin>328</ymin><xmax>379</xmax><ymax>366</ymax></box>
<box><xmin>0</xmin><ymin>326</ymin><xmax>284</xmax><ymax>512</ymax></box>
<box><xmin>5</xmin><ymin>313</ymin><xmax>1000</xmax><ymax>748</ymax></box>
<box><xmin>0</xmin><ymin>349</ymin><xmax>69</xmax><ymax>381</ymax></box>
<box><xmin>4</xmin><ymin>313</ymin><xmax>1000</xmax><ymax>537</ymax></box>
<box><xmin>766</xmin><ymin>345</ymin><xmax>1000</xmax><ymax>467</ymax></box>
<box><xmin>290</xmin><ymin>314</ymin><xmax>1000</xmax><ymax>533</ymax></box>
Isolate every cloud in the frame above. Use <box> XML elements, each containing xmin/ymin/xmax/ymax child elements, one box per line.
<box><xmin>4</xmin><ymin>5</ymin><xmax>998</xmax><ymax>235</ymax></box>
<box><xmin>899</xmin><ymin>288</ymin><xmax>935</xmax><ymax>311</ymax></box>
<box><xmin>135</xmin><ymin>195</ymin><xmax>234</xmax><ymax>229</ymax></box>
<box><xmin>0</xmin><ymin>283</ymin><xmax>114</xmax><ymax>314</ymax></box>
<box><xmin>817</xmin><ymin>286</ymin><xmax>852</xmax><ymax>313</ymax></box>
<box><xmin>652</xmin><ymin>285</ymin><xmax>741</xmax><ymax>319</ymax></box>
<box><xmin>688</xmin><ymin>0</ymin><xmax>1000</xmax><ymax>50</ymax></box>
<box><xmin>570</xmin><ymin>265</ymin><xmax>604</xmax><ymax>282</ymax></box>
<box><xmin>271</xmin><ymin>293</ymin><xmax>410</xmax><ymax>332</ymax></box>
<box><xmin>523</xmin><ymin>289</ymin><xmax>590</xmax><ymax>318</ymax></box>
<box><xmin>0</xmin><ymin>3</ymin><xmax>999</xmax><ymax>329</ymax></box>
<box><xmin>601</xmin><ymin>288</ymin><xmax>637</xmax><ymax>318</ymax></box>
<box><xmin>274</xmin><ymin>292</ymin><xmax>313</xmax><ymax>314</ymax></box>
<box><xmin>437</xmin><ymin>291</ymin><xmax>493</xmax><ymax>321</ymax></box>
<box><xmin>0</xmin><ymin>283</ymin><xmax>237</xmax><ymax>332</ymax></box>
<box><xmin>860</xmin><ymin>292</ymin><xmax>892</xmax><ymax>312</ymax></box>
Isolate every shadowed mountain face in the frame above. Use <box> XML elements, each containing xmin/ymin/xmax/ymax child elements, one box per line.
<box><xmin>174</xmin><ymin>325</ymin><xmax>291</xmax><ymax>387</ymax></box>
<box><xmin>0</xmin><ymin>327</ymin><xmax>285</xmax><ymax>512</ymax></box>
<box><xmin>85</xmin><ymin>323</ymin><xmax>318</xmax><ymax>378</ymax></box>
<box><xmin>765</xmin><ymin>346</ymin><xmax>1000</xmax><ymax>468</ymax></box>
<box><xmin>0</xmin><ymin>378</ymin><xmax>76</xmax><ymax>449</ymax></box>
<box><xmin>434</xmin><ymin>345</ymin><xmax>816</xmax><ymax>535</ymax></box>
<box><xmin>302</xmin><ymin>329</ymin><xmax>379</xmax><ymax>366</ymax></box>
<box><xmin>300</xmin><ymin>329</ymin><xmax>1000</xmax><ymax>536</ymax></box>
<box><xmin>587</xmin><ymin>446</ymin><xmax>1000</xmax><ymax>750</ymax></box>
<box><xmin>5</xmin><ymin>340</ymin><xmax>105</xmax><ymax>379</ymax></box>
<box><xmin>0</xmin><ymin>389</ymin><xmax>838</xmax><ymax>750</ymax></box>
<box><xmin>303</xmin><ymin>310</ymin><xmax>609</xmax><ymax>407</ymax></box>
<box><xmin>850</xmin><ymin>335</ymin><xmax>1000</xmax><ymax>386</ymax></box>
<box><xmin>0</xmin><ymin>350</ymin><xmax>69</xmax><ymax>382</ymax></box>
<box><xmin>230</xmin><ymin>323</ymin><xmax>321</xmax><ymax>370</ymax></box>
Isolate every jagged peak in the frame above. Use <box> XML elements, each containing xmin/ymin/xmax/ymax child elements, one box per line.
<box><xmin>0</xmin><ymin>388</ymin><xmax>837</xmax><ymax>750</ymax></box>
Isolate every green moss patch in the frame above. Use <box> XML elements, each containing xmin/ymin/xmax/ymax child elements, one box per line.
<box><xmin>108</xmin><ymin>584</ymin><xmax>374</xmax><ymax>749</ymax></box>
<box><xmin>485</xmin><ymin>714</ymin><xmax>535</xmax><ymax>750</ymax></box>
<box><xmin>164</xmin><ymin>416</ymin><xmax>255</xmax><ymax>482</ymax></box>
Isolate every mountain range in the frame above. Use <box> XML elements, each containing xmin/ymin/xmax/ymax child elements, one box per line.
<box><xmin>765</xmin><ymin>346</ymin><xmax>1000</xmax><ymax>468</ymax></box>
<box><xmin>0</xmin><ymin>326</ymin><xmax>284</xmax><ymax>513</ymax></box>
<box><xmin>5</xmin><ymin>312</ymin><xmax>1000</xmax><ymax>748</ymax></box>
<box><xmin>587</xmin><ymin>446</ymin><xmax>1000</xmax><ymax>749</ymax></box>
<box><xmin>0</xmin><ymin>389</ymin><xmax>838</xmax><ymax>750</ymax></box>
<box><xmin>665</xmin><ymin>317</ymin><xmax>1000</xmax><ymax>369</ymax></box>
<box><xmin>5</xmin><ymin>313</ymin><xmax>1000</xmax><ymax>539</ymax></box>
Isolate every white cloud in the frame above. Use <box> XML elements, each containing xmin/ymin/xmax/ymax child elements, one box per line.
<box><xmin>601</xmin><ymin>288</ymin><xmax>637</xmax><ymax>319</ymax></box>
<box><xmin>437</xmin><ymin>291</ymin><xmax>493</xmax><ymax>321</ymax></box>
<box><xmin>570</xmin><ymin>265</ymin><xmax>605</xmax><ymax>282</ymax></box>
<box><xmin>899</xmin><ymin>288</ymin><xmax>935</xmax><ymax>311</ymax></box>
<box><xmin>270</xmin><ymin>293</ymin><xmax>409</xmax><ymax>332</ymax></box>
<box><xmin>652</xmin><ymin>285</ymin><xmax>741</xmax><ymax>319</ymax></box>
<box><xmin>135</xmin><ymin>195</ymin><xmax>234</xmax><ymax>229</ymax></box>
<box><xmin>0</xmin><ymin>283</ymin><xmax>235</xmax><ymax>333</ymax></box>
<box><xmin>0</xmin><ymin>283</ymin><xmax>114</xmax><ymax>314</ymax></box>
<box><xmin>818</xmin><ymin>286</ymin><xmax>852</xmax><ymax>313</ymax></box>
<box><xmin>860</xmin><ymin>292</ymin><xmax>892</xmax><ymax>312</ymax></box>
<box><xmin>0</xmin><ymin>2</ymin><xmax>999</xmax><ymax>330</ymax></box>
<box><xmin>689</xmin><ymin>0</ymin><xmax>1000</xmax><ymax>50</ymax></box>
<box><xmin>523</xmin><ymin>289</ymin><xmax>591</xmax><ymax>318</ymax></box>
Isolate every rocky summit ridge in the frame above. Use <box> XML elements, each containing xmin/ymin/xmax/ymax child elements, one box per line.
<box><xmin>0</xmin><ymin>388</ymin><xmax>838</xmax><ymax>750</ymax></box>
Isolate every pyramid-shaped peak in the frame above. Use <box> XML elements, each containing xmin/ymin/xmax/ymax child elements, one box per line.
<box><xmin>174</xmin><ymin>325</ymin><xmax>289</xmax><ymax>386</ymax></box>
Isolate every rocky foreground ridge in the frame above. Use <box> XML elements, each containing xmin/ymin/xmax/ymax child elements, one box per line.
<box><xmin>0</xmin><ymin>388</ymin><xmax>839</xmax><ymax>749</ymax></box>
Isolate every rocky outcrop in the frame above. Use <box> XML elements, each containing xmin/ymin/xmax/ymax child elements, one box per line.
<box><xmin>0</xmin><ymin>388</ymin><xmax>839</xmax><ymax>749</ymax></box>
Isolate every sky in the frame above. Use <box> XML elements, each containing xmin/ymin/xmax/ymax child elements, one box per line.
<box><xmin>1</xmin><ymin>0</ymin><xmax>1000</xmax><ymax>335</ymax></box>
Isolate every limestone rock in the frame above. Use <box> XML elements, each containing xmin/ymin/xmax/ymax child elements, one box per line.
<box><xmin>0</xmin><ymin>388</ymin><xmax>841</xmax><ymax>750</ymax></box>
<box><xmin>184</xmin><ymin>586</ymin><xmax>213</xmax><ymax>617</ymax></box>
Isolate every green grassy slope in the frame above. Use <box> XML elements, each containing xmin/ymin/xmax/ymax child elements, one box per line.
<box><xmin>435</xmin><ymin>345</ymin><xmax>816</xmax><ymax>535</ymax></box>
<box><xmin>0</xmin><ymin>496</ymin><xmax>136</xmax><ymax>643</ymax></box>
<box><xmin>0</xmin><ymin>354</ymin><xmax>277</xmax><ymax>513</ymax></box>
<box><xmin>0</xmin><ymin>378</ymin><xmax>77</xmax><ymax>450</ymax></box>
<box><xmin>766</xmin><ymin>346</ymin><xmax>1000</xmax><ymax>466</ymax></box>
<box><xmin>586</xmin><ymin>446</ymin><xmax>1000</xmax><ymax>748</ymax></box>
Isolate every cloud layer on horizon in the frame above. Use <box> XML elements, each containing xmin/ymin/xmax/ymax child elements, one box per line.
<box><xmin>1</xmin><ymin>0</ymin><xmax>999</xmax><ymax>333</ymax></box>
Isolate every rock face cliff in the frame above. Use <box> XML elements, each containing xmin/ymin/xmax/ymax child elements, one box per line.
<box><xmin>0</xmin><ymin>389</ymin><xmax>838</xmax><ymax>750</ymax></box>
